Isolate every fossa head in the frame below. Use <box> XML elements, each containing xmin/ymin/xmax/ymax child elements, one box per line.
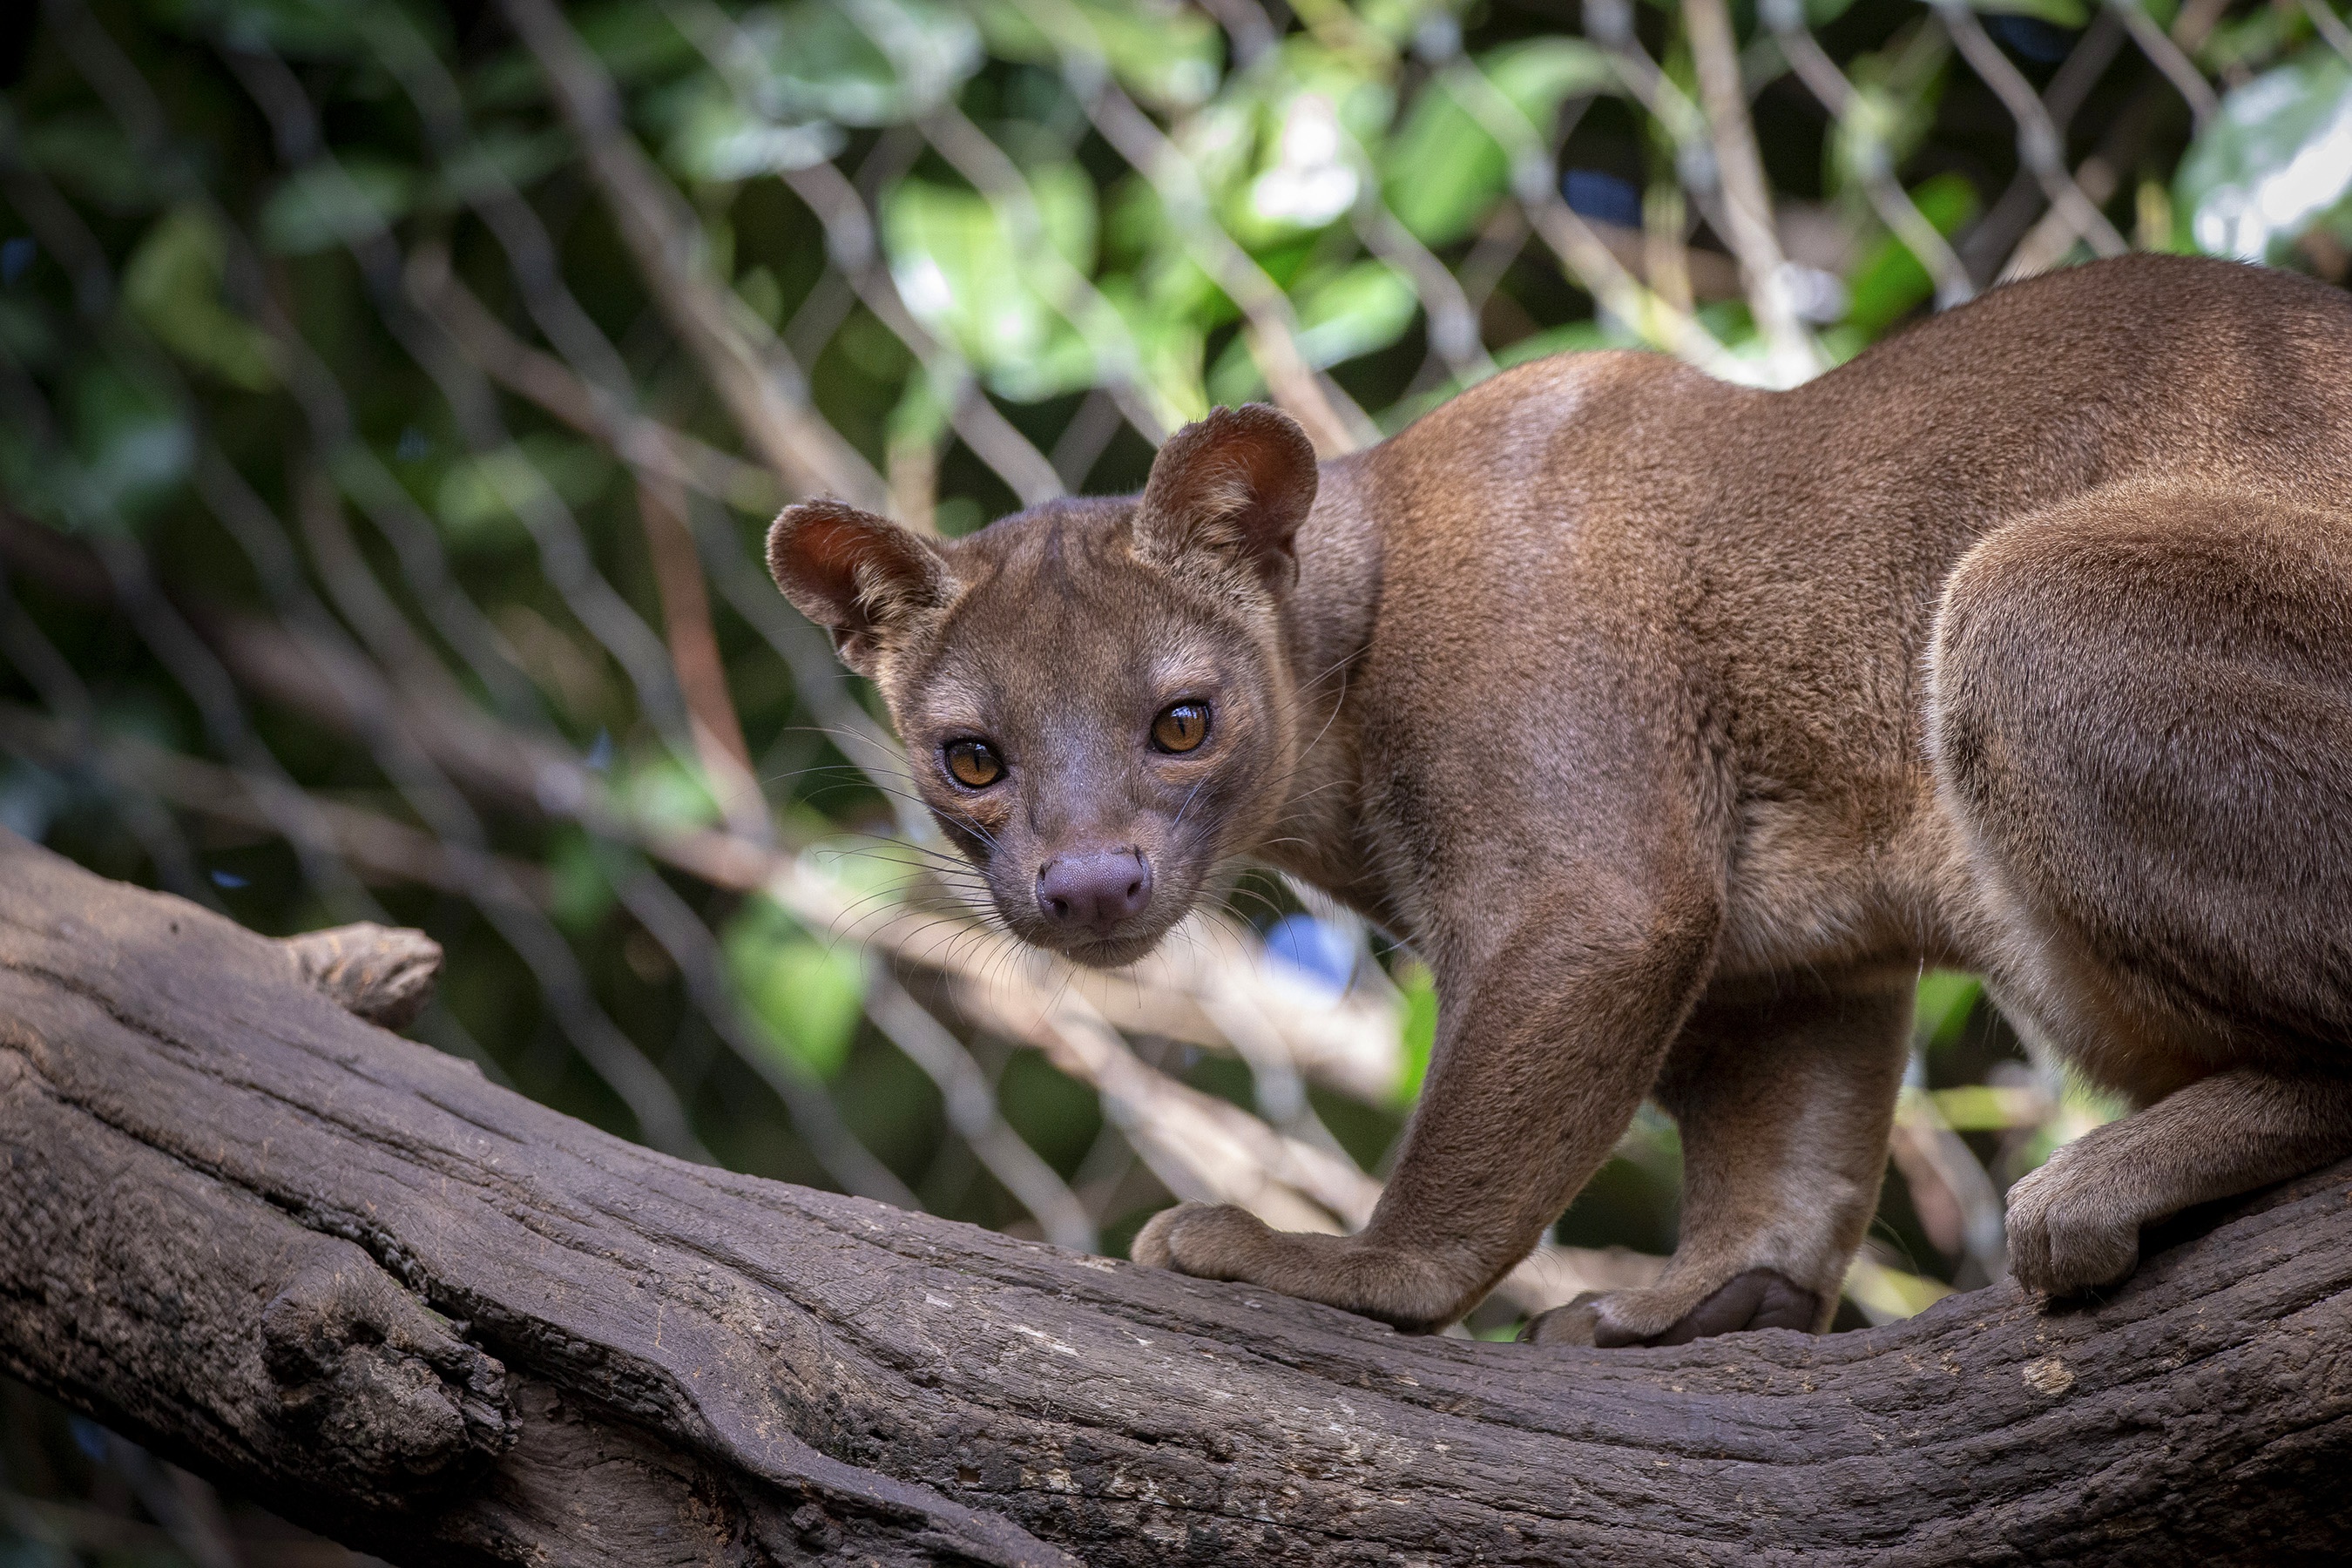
<box><xmin>767</xmin><ymin>404</ymin><xmax>1319</xmax><ymax>967</ymax></box>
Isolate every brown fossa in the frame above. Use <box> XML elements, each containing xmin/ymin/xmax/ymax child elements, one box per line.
<box><xmin>767</xmin><ymin>253</ymin><xmax>2352</xmax><ymax>1346</ymax></box>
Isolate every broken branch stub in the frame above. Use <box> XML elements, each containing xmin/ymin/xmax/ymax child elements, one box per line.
<box><xmin>282</xmin><ymin>922</ymin><xmax>444</xmax><ymax>1028</ymax></box>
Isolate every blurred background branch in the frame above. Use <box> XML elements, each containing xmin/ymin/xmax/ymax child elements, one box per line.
<box><xmin>1</xmin><ymin>0</ymin><xmax>2343</xmax><ymax>1552</ymax></box>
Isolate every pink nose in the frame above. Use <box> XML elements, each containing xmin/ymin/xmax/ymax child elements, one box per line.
<box><xmin>1037</xmin><ymin>849</ymin><xmax>1151</xmax><ymax>934</ymax></box>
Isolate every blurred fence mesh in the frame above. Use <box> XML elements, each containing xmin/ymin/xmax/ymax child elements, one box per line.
<box><xmin>1</xmin><ymin>0</ymin><xmax>2346</xmax><ymax>1433</ymax></box>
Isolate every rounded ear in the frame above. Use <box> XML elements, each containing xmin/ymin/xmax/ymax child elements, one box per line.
<box><xmin>766</xmin><ymin>500</ymin><xmax>953</xmax><ymax>676</ymax></box>
<box><xmin>1133</xmin><ymin>403</ymin><xmax>1319</xmax><ymax>587</ymax></box>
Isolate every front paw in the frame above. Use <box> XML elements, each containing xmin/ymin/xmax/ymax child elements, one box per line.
<box><xmin>1131</xmin><ymin>1206</ymin><xmax>1467</xmax><ymax>1330</ymax></box>
<box><xmin>1130</xmin><ymin>1202</ymin><xmax>1275</xmax><ymax>1281</ymax></box>
<box><xmin>2005</xmin><ymin>1159</ymin><xmax>2141</xmax><ymax>1296</ymax></box>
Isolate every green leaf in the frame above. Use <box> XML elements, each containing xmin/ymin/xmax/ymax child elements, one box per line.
<box><xmin>1914</xmin><ymin>970</ymin><xmax>1983</xmax><ymax>1051</ymax></box>
<box><xmin>1828</xmin><ymin>80</ymin><xmax>1940</xmax><ymax>197</ymax></box>
<box><xmin>1104</xmin><ymin>179</ymin><xmax>1237</xmax><ymax>327</ymax></box>
<box><xmin>259</xmin><ymin>160</ymin><xmax>416</xmax><ymax>254</ymax></box>
<box><xmin>882</xmin><ymin>167</ymin><xmax>1101</xmax><ymax>401</ymax></box>
<box><xmin>1930</xmin><ymin>1084</ymin><xmax>2040</xmax><ymax>1131</ymax></box>
<box><xmin>969</xmin><ymin>0</ymin><xmax>1221</xmax><ymax>112</ymax></box>
<box><xmin>708</xmin><ymin>0</ymin><xmax>983</xmax><ymax>129</ymax></box>
<box><xmin>1392</xmin><ymin>959</ymin><xmax>1437</xmax><ymax>1106</ymax></box>
<box><xmin>997</xmin><ymin>1050</ymin><xmax>1101</xmax><ymax>1171</ymax></box>
<box><xmin>886</xmin><ymin>368</ymin><xmax>953</xmax><ymax>449</ymax></box>
<box><xmin>1210</xmin><ymin>41</ymin><xmax>1397</xmax><ymax>246</ymax></box>
<box><xmin>662</xmin><ymin>84</ymin><xmax>846</xmax><ymax>182</ymax></box>
<box><xmin>1842</xmin><ymin>172</ymin><xmax>1980</xmax><ymax>338</ymax></box>
<box><xmin>433</xmin><ymin>435</ymin><xmax>616</xmax><ymax>549</ymax></box>
<box><xmin>1242</xmin><ymin>93</ymin><xmax>1366</xmax><ymax>233</ymax></box>
<box><xmin>123</xmin><ymin>206</ymin><xmax>280</xmax><ymax>390</ymax></box>
<box><xmin>1492</xmin><ymin>319</ymin><xmax>1634</xmax><ymax>368</ymax></box>
<box><xmin>572</xmin><ymin>0</ymin><xmax>701</xmax><ymax>83</ymax></box>
<box><xmin>1964</xmin><ymin>0</ymin><xmax>2092</xmax><ymax>28</ymax></box>
<box><xmin>723</xmin><ymin>894</ymin><xmax>867</xmax><ymax>1081</ymax></box>
<box><xmin>67</xmin><ymin>366</ymin><xmax>193</xmax><ymax>526</ymax></box>
<box><xmin>616</xmin><ymin>754</ymin><xmax>722</xmax><ymax>833</ymax></box>
<box><xmin>468</xmin><ymin>2</ymin><xmax>698</xmax><ymax>108</ymax></box>
<box><xmin>2177</xmin><ymin>46</ymin><xmax>2352</xmax><ymax>267</ymax></box>
<box><xmin>1291</xmin><ymin>259</ymin><xmax>1417</xmax><ymax>367</ymax></box>
<box><xmin>1208</xmin><ymin>258</ymin><xmax>1416</xmax><ymax>403</ymax></box>
<box><xmin>0</xmin><ymin>365</ymin><xmax>193</xmax><ymax>533</ymax></box>
<box><xmin>2191</xmin><ymin>3</ymin><xmax>2295</xmax><ymax>76</ymax></box>
<box><xmin>429</xmin><ymin>128</ymin><xmax>573</xmax><ymax>203</ymax></box>
<box><xmin>1098</xmin><ymin>276</ymin><xmax>1211</xmax><ymax>424</ymax></box>
<box><xmin>547</xmin><ymin>828</ymin><xmax>617</xmax><ymax>935</ymax></box>
<box><xmin>1382</xmin><ymin>38</ymin><xmax>1615</xmax><ymax>245</ymax></box>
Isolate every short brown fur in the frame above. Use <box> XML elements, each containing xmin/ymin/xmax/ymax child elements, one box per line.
<box><xmin>768</xmin><ymin>254</ymin><xmax>2352</xmax><ymax>1344</ymax></box>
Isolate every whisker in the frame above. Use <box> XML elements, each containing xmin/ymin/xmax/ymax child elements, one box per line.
<box><xmin>767</xmin><ymin>722</ymin><xmax>911</xmax><ymax>762</ymax></box>
<box><xmin>1170</xmin><ymin>774</ymin><xmax>1211</xmax><ymax>835</ymax></box>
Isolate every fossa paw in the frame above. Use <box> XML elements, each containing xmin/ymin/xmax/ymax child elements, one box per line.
<box><xmin>1129</xmin><ymin>1202</ymin><xmax>1277</xmax><ymax>1281</ymax></box>
<box><xmin>2004</xmin><ymin>1161</ymin><xmax>2141</xmax><ymax>1296</ymax></box>
<box><xmin>1524</xmin><ymin>1269</ymin><xmax>1821</xmax><ymax>1348</ymax></box>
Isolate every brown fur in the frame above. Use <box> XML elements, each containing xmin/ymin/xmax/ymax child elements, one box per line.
<box><xmin>767</xmin><ymin>254</ymin><xmax>2352</xmax><ymax>1342</ymax></box>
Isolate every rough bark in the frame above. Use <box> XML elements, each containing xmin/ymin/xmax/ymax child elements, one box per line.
<box><xmin>0</xmin><ymin>830</ymin><xmax>2347</xmax><ymax>1565</ymax></box>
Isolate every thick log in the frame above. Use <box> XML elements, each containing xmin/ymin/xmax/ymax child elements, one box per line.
<box><xmin>0</xmin><ymin>828</ymin><xmax>2346</xmax><ymax>1565</ymax></box>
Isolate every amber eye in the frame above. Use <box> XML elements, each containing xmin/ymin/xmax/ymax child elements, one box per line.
<box><xmin>943</xmin><ymin>739</ymin><xmax>1004</xmax><ymax>789</ymax></box>
<box><xmin>1151</xmin><ymin>701</ymin><xmax>1211</xmax><ymax>754</ymax></box>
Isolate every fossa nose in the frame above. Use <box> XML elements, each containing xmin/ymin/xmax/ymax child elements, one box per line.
<box><xmin>1036</xmin><ymin>848</ymin><xmax>1152</xmax><ymax>936</ymax></box>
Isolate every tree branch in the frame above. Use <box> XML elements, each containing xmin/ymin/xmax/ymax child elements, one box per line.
<box><xmin>3</xmin><ymin>832</ymin><xmax>2349</xmax><ymax>1562</ymax></box>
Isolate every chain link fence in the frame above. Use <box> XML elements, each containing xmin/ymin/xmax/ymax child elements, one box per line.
<box><xmin>3</xmin><ymin>0</ymin><xmax>2349</xmax><ymax>1550</ymax></box>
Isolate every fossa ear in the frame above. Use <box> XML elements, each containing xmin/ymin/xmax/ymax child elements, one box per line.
<box><xmin>766</xmin><ymin>499</ymin><xmax>954</xmax><ymax>677</ymax></box>
<box><xmin>1133</xmin><ymin>403</ymin><xmax>1320</xmax><ymax>589</ymax></box>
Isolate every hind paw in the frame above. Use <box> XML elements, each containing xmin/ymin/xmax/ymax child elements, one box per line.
<box><xmin>1522</xmin><ymin>1269</ymin><xmax>1823</xmax><ymax>1348</ymax></box>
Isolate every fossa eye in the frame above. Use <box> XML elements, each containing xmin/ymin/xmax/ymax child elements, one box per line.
<box><xmin>1152</xmin><ymin>701</ymin><xmax>1211</xmax><ymax>754</ymax></box>
<box><xmin>943</xmin><ymin>739</ymin><xmax>1004</xmax><ymax>789</ymax></box>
